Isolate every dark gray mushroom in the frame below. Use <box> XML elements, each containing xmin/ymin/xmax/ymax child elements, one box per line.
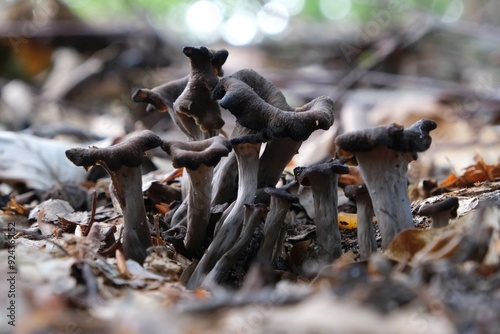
<box><xmin>65</xmin><ymin>130</ymin><xmax>163</xmax><ymax>263</ymax></box>
<box><xmin>257</xmin><ymin>185</ymin><xmax>299</xmax><ymax>264</ymax></box>
<box><xmin>344</xmin><ymin>184</ymin><xmax>377</xmax><ymax>260</ymax></box>
<box><xmin>211</xmin><ymin>75</ymin><xmax>334</xmax><ymax>141</ymax></box>
<box><xmin>174</xmin><ymin>46</ymin><xmax>228</xmax><ymax>135</ymax></box>
<box><xmin>132</xmin><ymin>47</ymin><xmax>228</xmax><ymax>140</ymax></box>
<box><xmin>210</xmin><ymin>69</ymin><xmax>301</xmax><ymax>206</ymax></box>
<box><xmin>294</xmin><ymin>159</ymin><xmax>350</xmax><ymax>263</ymax></box>
<box><xmin>335</xmin><ymin>119</ymin><xmax>437</xmax><ymax>249</ymax></box>
<box><xmin>230</xmin><ymin>69</ymin><xmax>302</xmax><ymax>190</ymax></box>
<box><xmin>161</xmin><ymin>136</ymin><xmax>232</xmax><ymax>255</ymax></box>
<box><xmin>202</xmin><ymin>203</ymin><xmax>269</xmax><ymax>287</ymax></box>
<box><xmin>187</xmin><ymin>133</ymin><xmax>269</xmax><ymax>289</ymax></box>
<box><xmin>210</xmin><ymin>69</ymin><xmax>335</xmax><ymax>207</ymax></box>
<box><xmin>417</xmin><ymin>197</ymin><xmax>459</xmax><ymax>228</ymax></box>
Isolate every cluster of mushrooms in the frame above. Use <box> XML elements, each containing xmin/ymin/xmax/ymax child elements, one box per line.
<box><xmin>65</xmin><ymin>46</ymin><xmax>441</xmax><ymax>289</ymax></box>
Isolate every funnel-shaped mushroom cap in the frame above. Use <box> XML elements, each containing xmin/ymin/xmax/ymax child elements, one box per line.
<box><xmin>65</xmin><ymin>130</ymin><xmax>163</xmax><ymax>171</ymax></box>
<box><xmin>294</xmin><ymin>159</ymin><xmax>350</xmax><ymax>187</ymax></box>
<box><xmin>162</xmin><ymin>136</ymin><xmax>232</xmax><ymax>170</ymax></box>
<box><xmin>336</xmin><ymin>119</ymin><xmax>437</xmax><ymax>160</ymax></box>
<box><xmin>343</xmin><ymin>184</ymin><xmax>369</xmax><ymax>199</ymax></box>
<box><xmin>212</xmin><ymin>77</ymin><xmax>335</xmax><ymax>141</ymax></box>
<box><xmin>264</xmin><ymin>186</ymin><xmax>299</xmax><ymax>204</ymax></box>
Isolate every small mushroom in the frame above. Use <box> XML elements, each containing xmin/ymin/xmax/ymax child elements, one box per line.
<box><xmin>344</xmin><ymin>184</ymin><xmax>377</xmax><ymax>260</ymax></box>
<box><xmin>161</xmin><ymin>136</ymin><xmax>232</xmax><ymax>255</ymax></box>
<box><xmin>257</xmin><ymin>185</ymin><xmax>299</xmax><ymax>264</ymax></box>
<box><xmin>212</xmin><ymin>76</ymin><xmax>334</xmax><ymax>141</ymax></box>
<box><xmin>187</xmin><ymin>133</ymin><xmax>268</xmax><ymax>289</ymax></box>
<box><xmin>65</xmin><ymin>130</ymin><xmax>163</xmax><ymax>263</ymax></box>
<box><xmin>335</xmin><ymin>119</ymin><xmax>437</xmax><ymax>249</ymax></box>
<box><xmin>202</xmin><ymin>203</ymin><xmax>269</xmax><ymax>287</ymax></box>
<box><xmin>174</xmin><ymin>46</ymin><xmax>228</xmax><ymax>135</ymax></box>
<box><xmin>417</xmin><ymin>197</ymin><xmax>459</xmax><ymax>228</ymax></box>
<box><xmin>294</xmin><ymin>159</ymin><xmax>350</xmax><ymax>263</ymax></box>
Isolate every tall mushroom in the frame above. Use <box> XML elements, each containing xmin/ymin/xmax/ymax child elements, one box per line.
<box><xmin>335</xmin><ymin>119</ymin><xmax>437</xmax><ymax>249</ymax></box>
<box><xmin>344</xmin><ymin>184</ymin><xmax>378</xmax><ymax>260</ymax></box>
<box><xmin>294</xmin><ymin>159</ymin><xmax>350</xmax><ymax>263</ymax></box>
<box><xmin>161</xmin><ymin>136</ymin><xmax>232</xmax><ymax>256</ymax></box>
<box><xmin>210</xmin><ymin>70</ymin><xmax>335</xmax><ymax>206</ymax></box>
<box><xmin>210</xmin><ymin>69</ymin><xmax>301</xmax><ymax>206</ymax></box>
<box><xmin>65</xmin><ymin>130</ymin><xmax>163</xmax><ymax>263</ymax></box>
<box><xmin>187</xmin><ymin>133</ymin><xmax>268</xmax><ymax>289</ymax></box>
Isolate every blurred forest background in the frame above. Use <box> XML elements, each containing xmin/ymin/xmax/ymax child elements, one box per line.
<box><xmin>1</xmin><ymin>0</ymin><xmax>499</xmax><ymax>177</ymax></box>
<box><xmin>1</xmin><ymin>1</ymin><xmax>500</xmax><ymax>333</ymax></box>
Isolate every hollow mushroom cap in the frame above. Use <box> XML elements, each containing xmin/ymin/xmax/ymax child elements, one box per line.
<box><xmin>343</xmin><ymin>184</ymin><xmax>370</xmax><ymax>199</ymax></box>
<box><xmin>161</xmin><ymin>136</ymin><xmax>232</xmax><ymax>170</ymax></box>
<box><xmin>65</xmin><ymin>130</ymin><xmax>163</xmax><ymax>170</ymax></box>
<box><xmin>418</xmin><ymin>197</ymin><xmax>459</xmax><ymax>219</ymax></box>
<box><xmin>294</xmin><ymin>160</ymin><xmax>350</xmax><ymax>186</ymax></box>
<box><xmin>264</xmin><ymin>186</ymin><xmax>299</xmax><ymax>204</ymax></box>
<box><xmin>336</xmin><ymin>119</ymin><xmax>437</xmax><ymax>161</ymax></box>
<box><xmin>212</xmin><ymin>76</ymin><xmax>334</xmax><ymax>141</ymax></box>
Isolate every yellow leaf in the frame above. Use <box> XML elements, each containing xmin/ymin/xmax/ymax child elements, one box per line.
<box><xmin>338</xmin><ymin>212</ymin><xmax>357</xmax><ymax>229</ymax></box>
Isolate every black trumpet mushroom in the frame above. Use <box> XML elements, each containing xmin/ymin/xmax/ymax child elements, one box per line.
<box><xmin>336</xmin><ymin>119</ymin><xmax>437</xmax><ymax>249</ymax></box>
<box><xmin>65</xmin><ymin>130</ymin><xmax>163</xmax><ymax>263</ymax></box>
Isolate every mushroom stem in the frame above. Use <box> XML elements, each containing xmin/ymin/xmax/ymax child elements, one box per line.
<box><xmin>161</xmin><ymin>136</ymin><xmax>232</xmax><ymax>255</ymax></box>
<box><xmin>109</xmin><ymin>166</ymin><xmax>152</xmax><ymax>262</ymax></box>
<box><xmin>187</xmin><ymin>139</ymin><xmax>261</xmax><ymax>289</ymax></box>
<box><xmin>65</xmin><ymin>130</ymin><xmax>162</xmax><ymax>263</ymax></box>
<box><xmin>314</xmin><ymin>177</ymin><xmax>342</xmax><ymax>262</ymax></box>
<box><xmin>355</xmin><ymin>148</ymin><xmax>414</xmax><ymax>249</ymax></box>
<box><xmin>257</xmin><ymin>187</ymin><xmax>298</xmax><ymax>263</ymax></box>
<box><xmin>202</xmin><ymin>203</ymin><xmax>268</xmax><ymax>287</ymax></box>
<box><xmin>184</xmin><ymin>164</ymin><xmax>213</xmax><ymax>255</ymax></box>
<box><xmin>257</xmin><ymin>137</ymin><xmax>302</xmax><ymax>188</ymax></box>
<box><xmin>211</xmin><ymin>125</ymin><xmax>253</xmax><ymax>206</ymax></box>
<box><xmin>294</xmin><ymin>160</ymin><xmax>349</xmax><ymax>263</ymax></box>
<box><xmin>344</xmin><ymin>184</ymin><xmax>377</xmax><ymax>260</ymax></box>
<box><xmin>430</xmin><ymin>212</ymin><xmax>451</xmax><ymax>228</ymax></box>
<box><xmin>355</xmin><ymin>197</ymin><xmax>377</xmax><ymax>260</ymax></box>
<box><xmin>258</xmin><ymin>197</ymin><xmax>290</xmax><ymax>263</ymax></box>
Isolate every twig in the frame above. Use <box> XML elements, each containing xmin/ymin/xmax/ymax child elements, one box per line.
<box><xmin>83</xmin><ymin>190</ymin><xmax>97</xmax><ymax>237</ymax></box>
